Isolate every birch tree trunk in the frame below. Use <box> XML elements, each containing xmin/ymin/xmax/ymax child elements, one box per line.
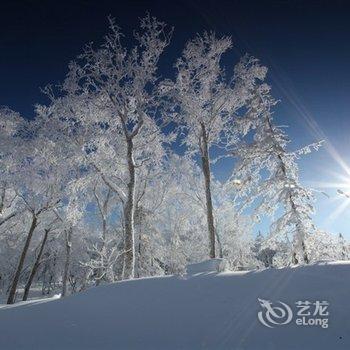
<box><xmin>200</xmin><ymin>123</ymin><xmax>216</xmax><ymax>259</ymax></box>
<box><xmin>123</xmin><ymin>138</ymin><xmax>136</xmax><ymax>279</ymax></box>
<box><xmin>7</xmin><ymin>214</ymin><xmax>37</xmax><ymax>304</ymax></box>
<box><xmin>22</xmin><ymin>228</ymin><xmax>50</xmax><ymax>301</ymax></box>
<box><xmin>61</xmin><ymin>228</ymin><xmax>72</xmax><ymax>297</ymax></box>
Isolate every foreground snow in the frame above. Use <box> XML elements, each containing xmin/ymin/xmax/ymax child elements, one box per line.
<box><xmin>0</xmin><ymin>261</ymin><xmax>349</xmax><ymax>349</ymax></box>
<box><xmin>0</xmin><ymin>293</ymin><xmax>61</xmax><ymax>310</ymax></box>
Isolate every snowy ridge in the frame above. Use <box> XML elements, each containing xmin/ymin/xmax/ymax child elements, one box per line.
<box><xmin>0</xmin><ymin>261</ymin><xmax>349</xmax><ymax>349</ymax></box>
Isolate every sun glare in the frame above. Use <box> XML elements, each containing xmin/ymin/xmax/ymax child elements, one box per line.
<box><xmin>318</xmin><ymin>172</ymin><xmax>350</xmax><ymax>226</ymax></box>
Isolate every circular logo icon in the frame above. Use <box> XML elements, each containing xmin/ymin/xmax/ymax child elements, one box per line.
<box><xmin>258</xmin><ymin>298</ymin><xmax>293</xmax><ymax>328</ymax></box>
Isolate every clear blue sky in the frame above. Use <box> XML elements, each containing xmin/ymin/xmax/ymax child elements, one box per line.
<box><xmin>1</xmin><ymin>0</ymin><xmax>350</xmax><ymax>236</ymax></box>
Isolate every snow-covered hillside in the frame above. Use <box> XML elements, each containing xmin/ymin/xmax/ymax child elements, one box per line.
<box><xmin>0</xmin><ymin>261</ymin><xmax>349</xmax><ymax>350</ymax></box>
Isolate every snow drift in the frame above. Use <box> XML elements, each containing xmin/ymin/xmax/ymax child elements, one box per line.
<box><xmin>0</xmin><ymin>261</ymin><xmax>349</xmax><ymax>350</ymax></box>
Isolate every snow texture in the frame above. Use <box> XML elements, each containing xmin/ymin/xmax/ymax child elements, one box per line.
<box><xmin>186</xmin><ymin>258</ymin><xmax>227</xmax><ymax>274</ymax></box>
<box><xmin>0</xmin><ymin>261</ymin><xmax>349</xmax><ymax>349</ymax></box>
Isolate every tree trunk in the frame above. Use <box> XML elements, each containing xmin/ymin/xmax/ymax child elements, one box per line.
<box><xmin>61</xmin><ymin>228</ymin><xmax>72</xmax><ymax>297</ymax></box>
<box><xmin>292</xmin><ymin>240</ymin><xmax>309</xmax><ymax>265</ymax></box>
<box><xmin>23</xmin><ymin>228</ymin><xmax>50</xmax><ymax>301</ymax></box>
<box><xmin>95</xmin><ymin>217</ymin><xmax>107</xmax><ymax>286</ymax></box>
<box><xmin>93</xmin><ymin>187</ymin><xmax>111</xmax><ymax>284</ymax></box>
<box><xmin>200</xmin><ymin>123</ymin><xmax>216</xmax><ymax>259</ymax></box>
<box><xmin>292</xmin><ymin>252</ymin><xmax>298</xmax><ymax>265</ymax></box>
<box><xmin>7</xmin><ymin>214</ymin><xmax>37</xmax><ymax>304</ymax></box>
<box><xmin>123</xmin><ymin>138</ymin><xmax>136</xmax><ymax>279</ymax></box>
<box><xmin>215</xmin><ymin>231</ymin><xmax>223</xmax><ymax>259</ymax></box>
<box><xmin>301</xmin><ymin>240</ymin><xmax>309</xmax><ymax>264</ymax></box>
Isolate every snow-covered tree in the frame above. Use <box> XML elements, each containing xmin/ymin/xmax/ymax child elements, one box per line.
<box><xmin>0</xmin><ymin>107</ymin><xmax>24</xmax><ymax>228</ymax></box>
<box><xmin>162</xmin><ymin>36</ymin><xmax>267</xmax><ymax>259</ymax></box>
<box><xmin>337</xmin><ymin>233</ymin><xmax>349</xmax><ymax>260</ymax></box>
<box><xmin>232</xmin><ymin>79</ymin><xmax>321</xmax><ymax>265</ymax></box>
<box><xmin>39</xmin><ymin>15</ymin><xmax>172</xmax><ymax>279</ymax></box>
<box><xmin>304</xmin><ymin>230</ymin><xmax>340</xmax><ymax>262</ymax></box>
<box><xmin>216</xmin><ymin>201</ymin><xmax>256</xmax><ymax>269</ymax></box>
<box><xmin>0</xmin><ymin>15</ymin><xmax>339</xmax><ymax>304</ymax></box>
<box><xmin>5</xmin><ymin>117</ymin><xmax>71</xmax><ymax>303</ymax></box>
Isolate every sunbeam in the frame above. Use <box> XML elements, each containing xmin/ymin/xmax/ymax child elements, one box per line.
<box><xmin>263</xmin><ymin>58</ymin><xmax>350</xmax><ymax>178</ymax></box>
<box><xmin>323</xmin><ymin>197</ymin><xmax>350</xmax><ymax>226</ymax></box>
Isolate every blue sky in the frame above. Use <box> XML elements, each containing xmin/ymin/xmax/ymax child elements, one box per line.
<box><xmin>1</xmin><ymin>0</ymin><xmax>350</xmax><ymax>236</ymax></box>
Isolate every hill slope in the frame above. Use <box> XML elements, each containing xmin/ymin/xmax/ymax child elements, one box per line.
<box><xmin>0</xmin><ymin>261</ymin><xmax>349</xmax><ymax>349</ymax></box>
